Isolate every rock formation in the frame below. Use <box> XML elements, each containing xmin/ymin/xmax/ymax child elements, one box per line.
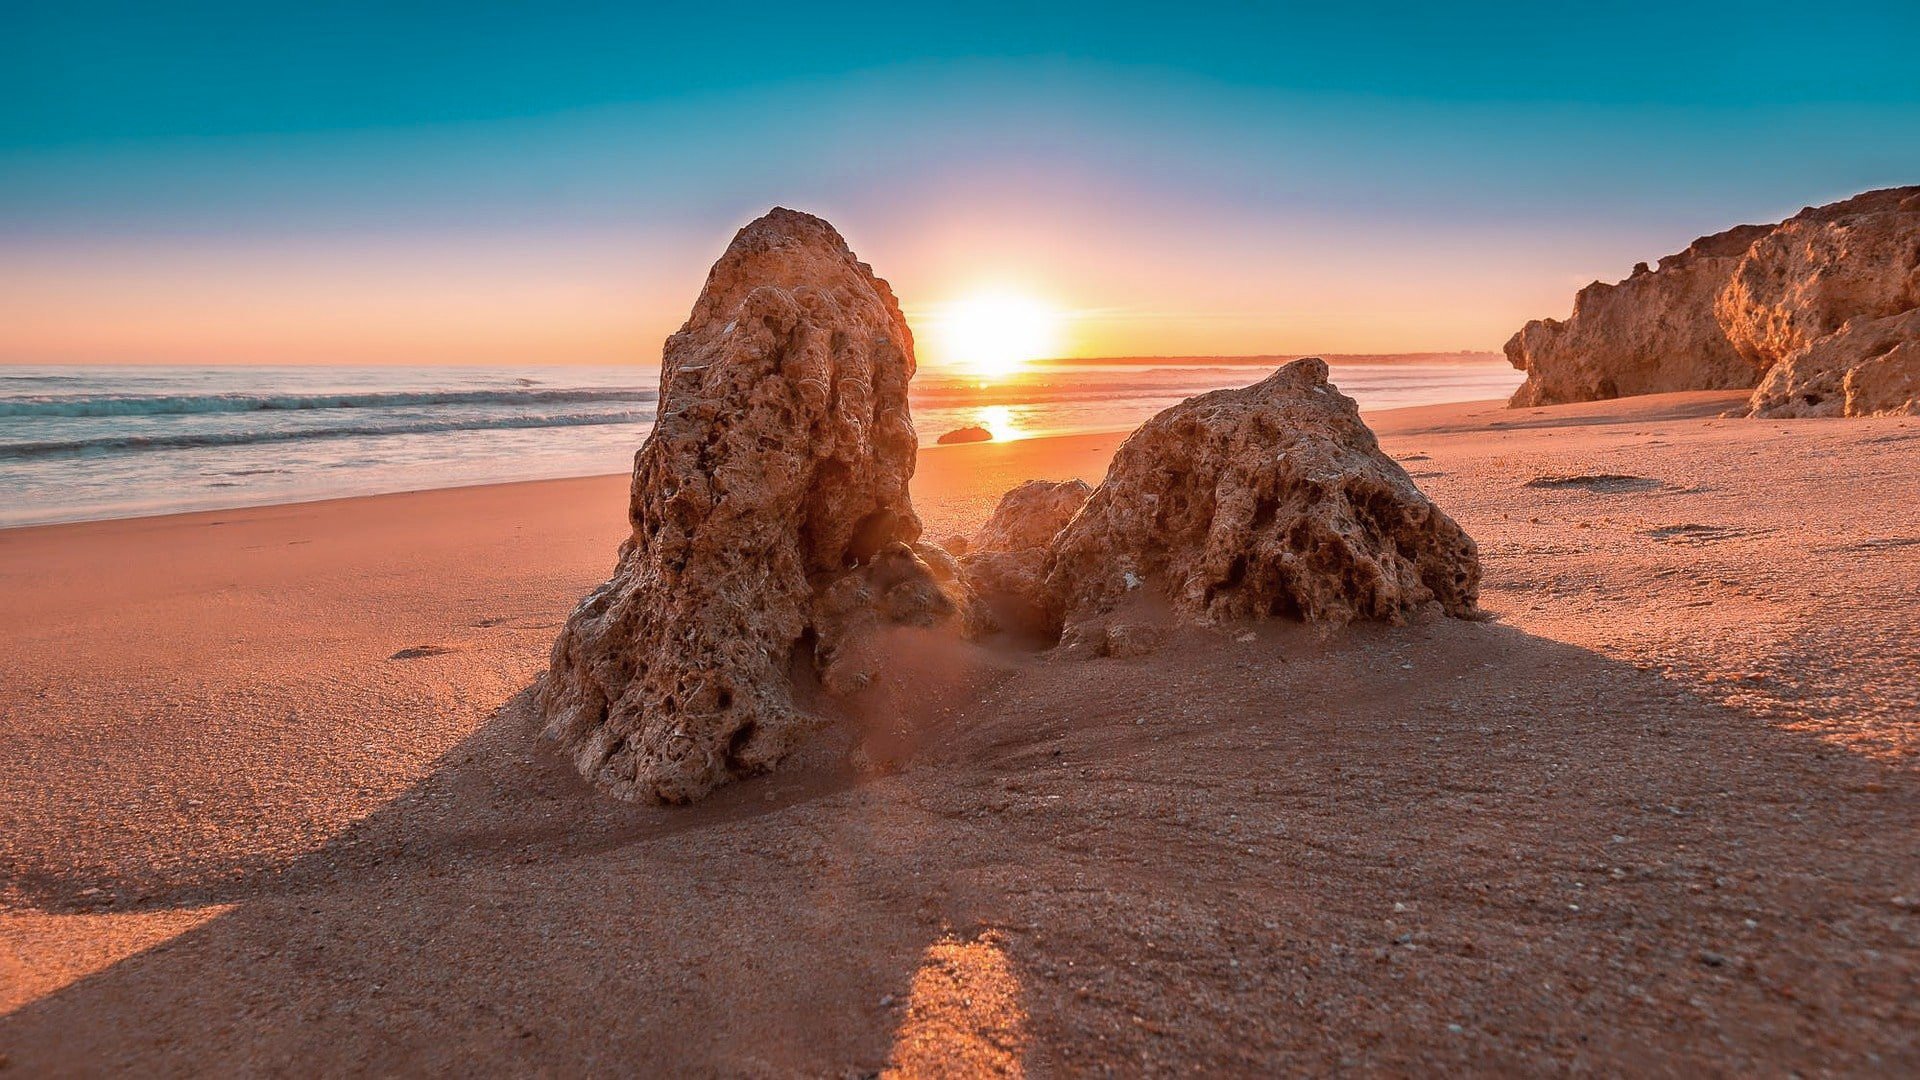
<box><xmin>1718</xmin><ymin>187</ymin><xmax>1920</xmax><ymax>370</ymax></box>
<box><xmin>540</xmin><ymin>208</ymin><xmax>971</xmax><ymax>803</ymax></box>
<box><xmin>971</xmin><ymin>479</ymin><xmax>1092</xmax><ymax>554</ymax></box>
<box><xmin>1506</xmin><ymin>186</ymin><xmax>1920</xmax><ymax>417</ymax></box>
<box><xmin>937</xmin><ymin>425</ymin><xmax>993</xmax><ymax>444</ymax></box>
<box><xmin>1723</xmin><ymin>188</ymin><xmax>1920</xmax><ymax>417</ymax></box>
<box><xmin>1505</xmin><ymin>224</ymin><xmax>1769</xmax><ymax>407</ymax></box>
<box><xmin>1747</xmin><ymin>308</ymin><xmax>1920</xmax><ymax>418</ymax></box>
<box><xmin>1044</xmin><ymin>358</ymin><xmax>1480</xmax><ymax>634</ymax></box>
<box><xmin>956</xmin><ymin>479</ymin><xmax>1091</xmax><ymax>636</ymax></box>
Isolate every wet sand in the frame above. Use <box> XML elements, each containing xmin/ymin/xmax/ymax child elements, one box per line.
<box><xmin>2</xmin><ymin>394</ymin><xmax>1916</xmax><ymax>1074</ymax></box>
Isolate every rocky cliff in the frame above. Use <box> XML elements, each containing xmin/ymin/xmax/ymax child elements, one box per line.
<box><xmin>1506</xmin><ymin>187</ymin><xmax>1920</xmax><ymax>417</ymax></box>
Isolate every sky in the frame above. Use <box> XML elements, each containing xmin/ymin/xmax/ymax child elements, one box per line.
<box><xmin>4</xmin><ymin>1</ymin><xmax>1919</xmax><ymax>367</ymax></box>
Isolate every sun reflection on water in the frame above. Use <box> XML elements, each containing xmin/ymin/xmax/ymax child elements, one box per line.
<box><xmin>978</xmin><ymin>405</ymin><xmax>1026</xmax><ymax>442</ymax></box>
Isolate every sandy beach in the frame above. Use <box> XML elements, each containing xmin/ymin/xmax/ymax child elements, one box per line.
<box><xmin>2</xmin><ymin>394</ymin><xmax>1916</xmax><ymax>1074</ymax></box>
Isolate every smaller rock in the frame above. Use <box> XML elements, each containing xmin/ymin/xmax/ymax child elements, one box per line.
<box><xmin>812</xmin><ymin>541</ymin><xmax>985</xmax><ymax>696</ymax></box>
<box><xmin>958</xmin><ymin>479</ymin><xmax>1092</xmax><ymax>637</ymax></box>
<box><xmin>1046</xmin><ymin>358</ymin><xmax>1481</xmax><ymax>630</ymax></box>
<box><xmin>1101</xmin><ymin>622</ymin><xmax>1165</xmax><ymax>659</ymax></box>
<box><xmin>958</xmin><ymin>548</ymin><xmax>1050</xmax><ymax>636</ymax></box>
<box><xmin>1056</xmin><ymin>619</ymin><xmax>1166</xmax><ymax>660</ymax></box>
<box><xmin>937</xmin><ymin>425</ymin><xmax>994</xmax><ymax>445</ymax></box>
<box><xmin>971</xmin><ymin>479</ymin><xmax>1092</xmax><ymax>554</ymax></box>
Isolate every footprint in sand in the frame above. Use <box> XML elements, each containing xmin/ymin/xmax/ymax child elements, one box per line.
<box><xmin>1524</xmin><ymin>473</ymin><xmax>1664</xmax><ymax>494</ymax></box>
<box><xmin>389</xmin><ymin>644</ymin><xmax>456</xmax><ymax>660</ymax></box>
<box><xmin>1643</xmin><ymin>523</ymin><xmax>1739</xmax><ymax>544</ymax></box>
<box><xmin>1839</xmin><ymin>536</ymin><xmax>1920</xmax><ymax>552</ymax></box>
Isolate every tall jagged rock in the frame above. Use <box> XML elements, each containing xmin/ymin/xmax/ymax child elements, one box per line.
<box><xmin>540</xmin><ymin>208</ymin><xmax>967</xmax><ymax>803</ymax></box>
<box><xmin>1045</xmin><ymin>358</ymin><xmax>1480</xmax><ymax>635</ymax></box>
<box><xmin>1506</xmin><ymin>186</ymin><xmax>1920</xmax><ymax>416</ymax></box>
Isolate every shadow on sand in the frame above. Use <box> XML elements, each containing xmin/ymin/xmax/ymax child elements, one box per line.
<box><xmin>3</xmin><ymin>615</ymin><xmax>1915</xmax><ymax>1075</ymax></box>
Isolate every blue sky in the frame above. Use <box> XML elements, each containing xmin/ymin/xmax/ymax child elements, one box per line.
<box><xmin>4</xmin><ymin>1</ymin><xmax>1918</xmax><ymax>364</ymax></box>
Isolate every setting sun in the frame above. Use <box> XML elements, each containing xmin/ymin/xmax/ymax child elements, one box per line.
<box><xmin>924</xmin><ymin>290</ymin><xmax>1063</xmax><ymax>378</ymax></box>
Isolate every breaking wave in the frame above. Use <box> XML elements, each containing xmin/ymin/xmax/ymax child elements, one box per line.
<box><xmin>0</xmin><ymin>409</ymin><xmax>658</xmax><ymax>460</ymax></box>
<box><xmin>0</xmin><ymin>387</ymin><xmax>658</xmax><ymax>419</ymax></box>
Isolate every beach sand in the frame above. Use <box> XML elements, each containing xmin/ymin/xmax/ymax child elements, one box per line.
<box><xmin>2</xmin><ymin>394</ymin><xmax>1916</xmax><ymax>1074</ymax></box>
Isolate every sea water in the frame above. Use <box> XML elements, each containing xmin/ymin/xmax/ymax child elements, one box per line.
<box><xmin>0</xmin><ymin>360</ymin><xmax>1521</xmax><ymax>527</ymax></box>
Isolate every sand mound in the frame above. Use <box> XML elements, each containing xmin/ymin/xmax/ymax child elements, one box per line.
<box><xmin>1045</xmin><ymin>358</ymin><xmax>1481</xmax><ymax>633</ymax></box>
<box><xmin>539</xmin><ymin>208</ymin><xmax>970</xmax><ymax>803</ymax></box>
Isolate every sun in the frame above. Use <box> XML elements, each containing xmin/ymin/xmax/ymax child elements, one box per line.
<box><xmin>926</xmin><ymin>290</ymin><xmax>1063</xmax><ymax>379</ymax></box>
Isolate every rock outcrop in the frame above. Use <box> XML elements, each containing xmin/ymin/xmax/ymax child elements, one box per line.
<box><xmin>1506</xmin><ymin>186</ymin><xmax>1920</xmax><ymax>417</ymax></box>
<box><xmin>540</xmin><ymin>208</ymin><xmax>969</xmax><ymax>803</ymax></box>
<box><xmin>1718</xmin><ymin>187</ymin><xmax>1920</xmax><ymax>371</ymax></box>
<box><xmin>1044</xmin><ymin>358</ymin><xmax>1480</xmax><ymax>634</ymax></box>
<box><xmin>1747</xmin><ymin>308</ymin><xmax>1920</xmax><ymax>418</ymax></box>
<box><xmin>1505</xmin><ymin>224</ymin><xmax>1769</xmax><ymax>407</ymax></box>
<box><xmin>956</xmin><ymin>479</ymin><xmax>1091</xmax><ymax>636</ymax></box>
<box><xmin>971</xmin><ymin>479</ymin><xmax>1092</xmax><ymax>554</ymax></box>
<box><xmin>937</xmin><ymin>425</ymin><xmax>993</xmax><ymax>445</ymax></box>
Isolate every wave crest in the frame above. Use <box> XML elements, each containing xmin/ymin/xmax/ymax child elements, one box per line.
<box><xmin>0</xmin><ymin>409</ymin><xmax>657</xmax><ymax>460</ymax></box>
<box><xmin>0</xmin><ymin>387</ymin><xmax>658</xmax><ymax>419</ymax></box>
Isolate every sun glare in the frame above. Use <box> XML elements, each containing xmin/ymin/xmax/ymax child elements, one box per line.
<box><xmin>927</xmin><ymin>290</ymin><xmax>1063</xmax><ymax>379</ymax></box>
<box><xmin>977</xmin><ymin>404</ymin><xmax>1025</xmax><ymax>441</ymax></box>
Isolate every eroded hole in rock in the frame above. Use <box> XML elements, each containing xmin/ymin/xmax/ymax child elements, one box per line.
<box><xmin>847</xmin><ymin>509</ymin><xmax>905</xmax><ymax>566</ymax></box>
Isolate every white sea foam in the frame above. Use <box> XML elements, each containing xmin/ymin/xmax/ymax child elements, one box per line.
<box><xmin>0</xmin><ymin>387</ymin><xmax>658</xmax><ymax>418</ymax></box>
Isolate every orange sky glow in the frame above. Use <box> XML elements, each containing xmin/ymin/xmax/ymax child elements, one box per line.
<box><xmin>0</xmin><ymin>204</ymin><xmax>1596</xmax><ymax>368</ymax></box>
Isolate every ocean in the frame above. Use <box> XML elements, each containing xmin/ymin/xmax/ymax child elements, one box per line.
<box><xmin>0</xmin><ymin>359</ymin><xmax>1521</xmax><ymax>527</ymax></box>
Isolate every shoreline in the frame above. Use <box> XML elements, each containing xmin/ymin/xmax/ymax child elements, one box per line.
<box><xmin>0</xmin><ymin>358</ymin><xmax>1523</xmax><ymax>532</ymax></box>
<box><xmin>13</xmin><ymin>379</ymin><xmax>1671</xmax><ymax>535</ymax></box>
<box><xmin>0</xmin><ymin>426</ymin><xmax>1143</xmax><ymax>539</ymax></box>
<box><xmin>0</xmin><ymin>386</ymin><xmax>1740</xmax><ymax>536</ymax></box>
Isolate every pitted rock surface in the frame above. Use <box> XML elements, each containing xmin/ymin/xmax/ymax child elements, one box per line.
<box><xmin>539</xmin><ymin>208</ymin><xmax>959</xmax><ymax>803</ymax></box>
<box><xmin>971</xmin><ymin>479</ymin><xmax>1092</xmax><ymax>554</ymax></box>
<box><xmin>1748</xmin><ymin>308</ymin><xmax>1920</xmax><ymax>418</ymax></box>
<box><xmin>1719</xmin><ymin>188</ymin><xmax>1920</xmax><ymax>372</ymax></box>
<box><xmin>1045</xmin><ymin>359</ymin><xmax>1481</xmax><ymax>632</ymax></box>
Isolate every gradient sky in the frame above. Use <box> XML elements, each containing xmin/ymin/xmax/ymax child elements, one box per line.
<box><xmin>5</xmin><ymin>1</ymin><xmax>1919</xmax><ymax>366</ymax></box>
